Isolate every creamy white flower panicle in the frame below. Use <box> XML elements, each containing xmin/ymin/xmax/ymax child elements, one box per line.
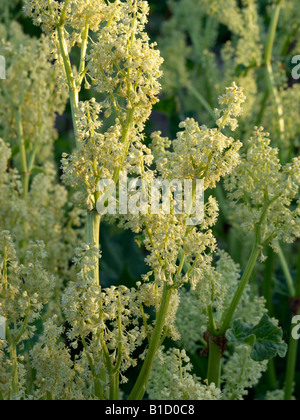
<box><xmin>0</xmin><ymin>22</ymin><xmax>67</xmax><ymax>165</ymax></box>
<box><xmin>24</xmin><ymin>0</ymin><xmax>106</xmax><ymax>35</ymax></box>
<box><xmin>216</xmin><ymin>82</ymin><xmax>247</xmax><ymax>131</ymax></box>
<box><xmin>225</xmin><ymin>127</ymin><xmax>300</xmax><ymax>249</ymax></box>
<box><xmin>62</xmin><ymin>244</ymin><xmax>148</xmax><ymax>384</ymax></box>
<box><xmin>175</xmin><ymin>288</ymin><xmax>208</xmax><ymax>353</ymax></box>
<box><xmin>49</xmin><ymin>0</ymin><xmax>164</xmax><ymax>210</ymax></box>
<box><xmin>0</xmin><ymin>341</ymin><xmax>11</xmax><ymax>398</ymax></box>
<box><xmin>148</xmin><ymin>348</ymin><xmax>222</xmax><ymax>400</ymax></box>
<box><xmin>265</xmin><ymin>389</ymin><xmax>295</xmax><ymax>401</ymax></box>
<box><xmin>88</xmin><ymin>1</ymin><xmax>163</xmax><ymax>117</ymax></box>
<box><xmin>0</xmin><ymin>231</ymin><xmax>54</xmax><ymax>344</ymax></box>
<box><xmin>0</xmin><ymin>139</ymin><xmax>82</xmax><ymax>323</ymax></box>
<box><xmin>151</xmin><ymin>84</ymin><xmax>243</xmax><ymax>188</ymax></box>
<box><xmin>0</xmin><ymin>230</ymin><xmax>55</xmax><ymax>399</ymax></box>
<box><xmin>30</xmin><ymin>317</ymin><xmax>75</xmax><ymax>400</ymax></box>
<box><xmin>222</xmin><ymin>345</ymin><xmax>268</xmax><ymax>400</ymax></box>
<box><xmin>175</xmin><ymin>250</ymin><xmax>267</xmax><ymax>355</ymax></box>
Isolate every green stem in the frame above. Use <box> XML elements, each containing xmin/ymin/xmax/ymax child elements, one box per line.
<box><xmin>109</xmin><ymin>373</ymin><xmax>119</xmax><ymax>400</ymax></box>
<box><xmin>264</xmin><ymin>0</ymin><xmax>285</xmax><ymax>154</ymax></box>
<box><xmin>56</xmin><ymin>25</ymin><xmax>80</xmax><ymax>144</ymax></box>
<box><xmin>78</xmin><ymin>20</ymin><xmax>89</xmax><ymax>86</ymax></box>
<box><xmin>16</xmin><ymin>109</ymin><xmax>29</xmax><ymax>197</ymax></box>
<box><xmin>6</xmin><ymin>327</ymin><xmax>19</xmax><ymax>396</ymax></box>
<box><xmin>112</xmin><ymin>108</ymin><xmax>134</xmax><ymax>185</ymax></box>
<box><xmin>256</xmin><ymin>91</ymin><xmax>269</xmax><ymax>127</ymax></box>
<box><xmin>262</xmin><ymin>247</ymin><xmax>275</xmax><ymax>315</ymax></box>
<box><xmin>219</xmin><ymin>242</ymin><xmax>261</xmax><ymax>336</ymax></box>
<box><xmin>265</xmin><ymin>63</ymin><xmax>285</xmax><ymax>151</ymax></box>
<box><xmin>262</xmin><ymin>248</ymin><xmax>278</xmax><ymax>390</ymax></box>
<box><xmin>82</xmin><ymin>336</ymin><xmax>105</xmax><ymax>400</ymax></box>
<box><xmin>59</xmin><ymin>0</ymin><xmax>72</xmax><ymax>26</ymax></box>
<box><xmin>187</xmin><ymin>84</ymin><xmax>216</xmax><ymax>123</ymax></box>
<box><xmin>86</xmin><ymin>211</ymin><xmax>101</xmax><ymax>284</ymax></box>
<box><xmin>278</xmin><ymin>245</ymin><xmax>296</xmax><ymax>298</ymax></box>
<box><xmin>208</xmin><ymin>305</ymin><xmax>217</xmax><ymax>336</ymax></box>
<box><xmin>10</xmin><ymin>343</ymin><xmax>19</xmax><ymax>395</ymax></box>
<box><xmin>266</xmin><ymin>359</ymin><xmax>278</xmax><ymax>391</ymax></box>
<box><xmin>284</xmin><ymin>328</ymin><xmax>298</xmax><ymax>400</ymax></box>
<box><xmin>128</xmin><ymin>285</ymin><xmax>173</xmax><ymax>400</ymax></box>
<box><xmin>283</xmin><ymin>245</ymin><xmax>300</xmax><ymax>400</ymax></box>
<box><xmin>207</xmin><ymin>338</ymin><xmax>222</xmax><ymax>387</ymax></box>
<box><xmin>264</xmin><ymin>1</ymin><xmax>283</xmax><ymax>65</ymax></box>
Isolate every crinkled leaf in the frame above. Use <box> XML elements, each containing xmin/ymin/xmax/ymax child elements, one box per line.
<box><xmin>226</xmin><ymin>314</ymin><xmax>288</xmax><ymax>362</ymax></box>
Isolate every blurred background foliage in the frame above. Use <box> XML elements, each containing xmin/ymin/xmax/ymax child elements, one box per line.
<box><xmin>1</xmin><ymin>0</ymin><xmax>300</xmax><ymax>399</ymax></box>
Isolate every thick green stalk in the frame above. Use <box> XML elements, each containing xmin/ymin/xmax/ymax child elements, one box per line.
<box><xmin>283</xmin><ymin>246</ymin><xmax>300</xmax><ymax>400</ymax></box>
<box><xmin>207</xmin><ymin>339</ymin><xmax>222</xmax><ymax>387</ymax></box>
<box><xmin>206</xmin><ymin>242</ymin><xmax>261</xmax><ymax>388</ymax></box>
<box><xmin>262</xmin><ymin>247</ymin><xmax>275</xmax><ymax>314</ymax></box>
<box><xmin>56</xmin><ymin>19</ymin><xmax>104</xmax><ymax>282</ymax></box>
<box><xmin>128</xmin><ymin>285</ymin><xmax>173</xmax><ymax>400</ymax></box>
<box><xmin>219</xmin><ymin>242</ymin><xmax>261</xmax><ymax>336</ymax></box>
<box><xmin>109</xmin><ymin>373</ymin><xmax>120</xmax><ymax>400</ymax></box>
<box><xmin>284</xmin><ymin>329</ymin><xmax>299</xmax><ymax>400</ymax></box>
<box><xmin>266</xmin><ymin>359</ymin><xmax>278</xmax><ymax>391</ymax></box>
<box><xmin>86</xmin><ymin>211</ymin><xmax>101</xmax><ymax>284</ymax></box>
<box><xmin>262</xmin><ymin>248</ymin><xmax>277</xmax><ymax>390</ymax></box>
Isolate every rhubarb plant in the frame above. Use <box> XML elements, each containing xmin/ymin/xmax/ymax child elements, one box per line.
<box><xmin>0</xmin><ymin>0</ymin><xmax>299</xmax><ymax>401</ymax></box>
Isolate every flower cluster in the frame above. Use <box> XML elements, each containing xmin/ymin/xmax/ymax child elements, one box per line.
<box><xmin>62</xmin><ymin>244</ymin><xmax>148</xmax><ymax>385</ymax></box>
<box><xmin>30</xmin><ymin>317</ymin><xmax>75</xmax><ymax>400</ymax></box>
<box><xmin>215</xmin><ymin>82</ymin><xmax>246</xmax><ymax>131</ymax></box>
<box><xmin>0</xmin><ymin>231</ymin><xmax>54</xmax><ymax>343</ymax></box>
<box><xmin>148</xmin><ymin>348</ymin><xmax>222</xmax><ymax>400</ymax></box>
<box><xmin>52</xmin><ymin>0</ymin><xmax>163</xmax><ymax>211</ymax></box>
<box><xmin>151</xmin><ymin>115</ymin><xmax>242</xmax><ymax>189</ymax></box>
<box><xmin>0</xmin><ymin>22</ymin><xmax>67</xmax><ymax>165</ymax></box>
<box><xmin>5</xmin><ymin>0</ymin><xmax>297</xmax><ymax>402</ymax></box>
<box><xmin>222</xmin><ymin>344</ymin><xmax>268</xmax><ymax>400</ymax></box>
<box><xmin>225</xmin><ymin>127</ymin><xmax>300</xmax><ymax>249</ymax></box>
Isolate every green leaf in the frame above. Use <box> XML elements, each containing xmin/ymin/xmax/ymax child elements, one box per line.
<box><xmin>226</xmin><ymin>314</ymin><xmax>288</xmax><ymax>362</ymax></box>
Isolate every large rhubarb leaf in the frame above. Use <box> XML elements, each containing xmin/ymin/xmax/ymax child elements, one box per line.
<box><xmin>226</xmin><ymin>314</ymin><xmax>288</xmax><ymax>362</ymax></box>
